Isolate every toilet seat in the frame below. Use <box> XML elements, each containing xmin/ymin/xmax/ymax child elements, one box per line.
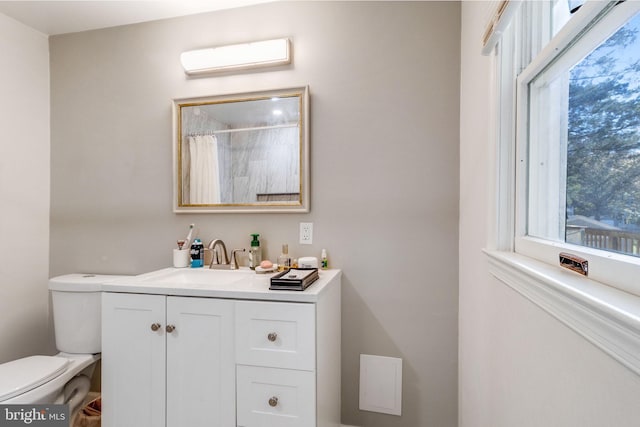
<box><xmin>0</xmin><ymin>355</ymin><xmax>69</xmax><ymax>402</ymax></box>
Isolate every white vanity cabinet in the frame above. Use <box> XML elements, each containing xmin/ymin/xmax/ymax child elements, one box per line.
<box><xmin>101</xmin><ymin>293</ymin><xmax>235</xmax><ymax>427</ymax></box>
<box><xmin>101</xmin><ymin>269</ymin><xmax>341</xmax><ymax>427</ymax></box>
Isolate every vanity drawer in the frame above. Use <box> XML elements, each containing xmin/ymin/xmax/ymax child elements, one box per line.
<box><xmin>235</xmin><ymin>300</ymin><xmax>315</xmax><ymax>371</ymax></box>
<box><xmin>236</xmin><ymin>365</ymin><xmax>315</xmax><ymax>427</ymax></box>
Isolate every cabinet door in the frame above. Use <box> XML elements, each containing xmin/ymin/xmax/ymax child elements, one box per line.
<box><xmin>166</xmin><ymin>297</ymin><xmax>235</xmax><ymax>427</ymax></box>
<box><xmin>102</xmin><ymin>293</ymin><xmax>166</xmax><ymax>427</ymax></box>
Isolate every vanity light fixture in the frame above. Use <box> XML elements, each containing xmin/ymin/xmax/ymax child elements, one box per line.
<box><xmin>180</xmin><ymin>38</ymin><xmax>291</xmax><ymax>75</ymax></box>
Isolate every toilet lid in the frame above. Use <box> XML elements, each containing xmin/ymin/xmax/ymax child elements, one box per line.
<box><xmin>0</xmin><ymin>355</ymin><xmax>69</xmax><ymax>402</ymax></box>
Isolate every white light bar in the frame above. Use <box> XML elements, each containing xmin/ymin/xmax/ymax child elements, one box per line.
<box><xmin>180</xmin><ymin>38</ymin><xmax>291</xmax><ymax>75</ymax></box>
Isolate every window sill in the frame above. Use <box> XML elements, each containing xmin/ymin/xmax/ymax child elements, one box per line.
<box><xmin>484</xmin><ymin>249</ymin><xmax>640</xmax><ymax>376</ymax></box>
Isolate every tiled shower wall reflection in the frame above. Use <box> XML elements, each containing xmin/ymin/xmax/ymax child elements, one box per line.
<box><xmin>220</xmin><ymin>127</ymin><xmax>299</xmax><ymax>203</ymax></box>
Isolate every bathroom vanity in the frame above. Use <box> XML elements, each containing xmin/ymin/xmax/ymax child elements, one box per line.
<box><xmin>100</xmin><ymin>268</ymin><xmax>341</xmax><ymax>427</ymax></box>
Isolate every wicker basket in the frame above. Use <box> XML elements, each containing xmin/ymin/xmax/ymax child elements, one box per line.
<box><xmin>72</xmin><ymin>395</ymin><xmax>101</xmax><ymax>427</ymax></box>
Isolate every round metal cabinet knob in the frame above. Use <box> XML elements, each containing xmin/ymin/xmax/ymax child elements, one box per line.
<box><xmin>150</xmin><ymin>323</ymin><xmax>161</xmax><ymax>331</ymax></box>
<box><xmin>268</xmin><ymin>397</ymin><xmax>279</xmax><ymax>407</ymax></box>
<box><xmin>267</xmin><ymin>332</ymin><xmax>277</xmax><ymax>342</ymax></box>
<box><xmin>166</xmin><ymin>325</ymin><xmax>176</xmax><ymax>333</ymax></box>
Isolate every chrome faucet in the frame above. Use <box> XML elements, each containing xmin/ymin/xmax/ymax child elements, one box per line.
<box><xmin>208</xmin><ymin>239</ymin><xmax>230</xmax><ymax>269</ymax></box>
<box><xmin>207</xmin><ymin>239</ymin><xmax>246</xmax><ymax>270</ymax></box>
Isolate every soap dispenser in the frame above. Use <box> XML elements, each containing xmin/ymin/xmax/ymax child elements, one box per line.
<box><xmin>249</xmin><ymin>233</ymin><xmax>262</xmax><ymax>270</ymax></box>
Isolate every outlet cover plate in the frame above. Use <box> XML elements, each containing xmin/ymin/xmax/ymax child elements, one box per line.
<box><xmin>300</xmin><ymin>222</ymin><xmax>313</xmax><ymax>244</ymax></box>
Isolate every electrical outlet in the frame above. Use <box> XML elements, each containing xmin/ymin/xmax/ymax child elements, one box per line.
<box><xmin>300</xmin><ymin>222</ymin><xmax>313</xmax><ymax>244</ymax></box>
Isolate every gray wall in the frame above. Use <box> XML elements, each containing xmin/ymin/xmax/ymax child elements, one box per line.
<box><xmin>50</xmin><ymin>2</ymin><xmax>460</xmax><ymax>426</ymax></box>
<box><xmin>459</xmin><ymin>2</ymin><xmax>640</xmax><ymax>427</ymax></box>
<box><xmin>0</xmin><ymin>13</ymin><xmax>52</xmax><ymax>363</ymax></box>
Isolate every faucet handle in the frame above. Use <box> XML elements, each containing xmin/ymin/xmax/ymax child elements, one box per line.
<box><xmin>230</xmin><ymin>248</ymin><xmax>246</xmax><ymax>270</ymax></box>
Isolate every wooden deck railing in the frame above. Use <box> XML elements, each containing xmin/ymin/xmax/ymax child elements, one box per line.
<box><xmin>567</xmin><ymin>226</ymin><xmax>640</xmax><ymax>256</ymax></box>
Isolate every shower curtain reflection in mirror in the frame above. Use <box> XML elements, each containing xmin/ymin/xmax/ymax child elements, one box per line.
<box><xmin>185</xmin><ymin>135</ymin><xmax>221</xmax><ymax>204</ymax></box>
<box><xmin>181</xmin><ymin>127</ymin><xmax>298</xmax><ymax>205</ymax></box>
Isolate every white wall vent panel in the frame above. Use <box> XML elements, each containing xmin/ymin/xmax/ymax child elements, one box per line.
<box><xmin>358</xmin><ymin>354</ymin><xmax>402</xmax><ymax>416</ymax></box>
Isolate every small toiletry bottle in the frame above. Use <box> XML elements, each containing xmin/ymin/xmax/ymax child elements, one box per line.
<box><xmin>249</xmin><ymin>233</ymin><xmax>262</xmax><ymax>270</ymax></box>
<box><xmin>190</xmin><ymin>238</ymin><xmax>204</xmax><ymax>268</ymax></box>
<box><xmin>321</xmin><ymin>249</ymin><xmax>328</xmax><ymax>269</ymax></box>
<box><xmin>277</xmin><ymin>244</ymin><xmax>292</xmax><ymax>272</ymax></box>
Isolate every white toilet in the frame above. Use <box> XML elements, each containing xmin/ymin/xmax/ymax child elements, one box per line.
<box><xmin>0</xmin><ymin>274</ymin><xmax>129</xmax><ymax>414</ymax></box>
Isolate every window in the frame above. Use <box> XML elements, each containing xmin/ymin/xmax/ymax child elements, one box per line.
<box><xmin>485</xmin><ymin>0</ymin><xmax>640</xmax><ymax>377</ymax></box>
<box><xmin>515</xmin><ymin>0</ymin><xmax>640</xmax><ymax>294</ymax></box>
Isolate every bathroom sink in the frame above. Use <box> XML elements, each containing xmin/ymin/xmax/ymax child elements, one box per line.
<box><xmin>102</xmin><ymin>267</ymin><xmax>338</xmax><ymax>303</ymax></box>
<box><xmin>136</xmin><ymin>268</ymin><xmax>254</xmax><ymax>288</ymax></box>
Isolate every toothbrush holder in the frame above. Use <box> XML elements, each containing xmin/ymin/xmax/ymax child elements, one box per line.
<box><xmin>173</xmin><ymin>249</ymin><xmax>190</xmax><ymax>268</ymax></box>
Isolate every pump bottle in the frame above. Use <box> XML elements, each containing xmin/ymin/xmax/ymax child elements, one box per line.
<box><xmin>249</xmin><ymin>233</ymin><xmax>262</xmax><ymax>270</ymax></box>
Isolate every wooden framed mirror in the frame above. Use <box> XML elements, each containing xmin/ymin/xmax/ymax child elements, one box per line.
<box><xmin>173</xmin><ymin>86</ymin><xmax>309</xmax><ymax>213</ymax></box>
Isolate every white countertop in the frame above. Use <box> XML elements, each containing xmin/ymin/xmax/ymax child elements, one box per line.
<box><xmin>101</xmin><ymin>267</ymin><xmax>341</xmax><ymax>303</ymax></box>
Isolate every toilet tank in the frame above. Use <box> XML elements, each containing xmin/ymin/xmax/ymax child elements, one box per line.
<box><xmin>49</xmin><ymin>274</ymin><xmax>131</xmax><ymax>354</ymax></box>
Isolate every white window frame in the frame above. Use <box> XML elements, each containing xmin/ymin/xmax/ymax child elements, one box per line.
<box><xmin>515</xmin><ymin>0</ymin><xmax>640</xmax><ymax>297</ymax></box>
<box><xmin>487</xmin><ymin>0</ymin><xmax>640</xmax><ymax>376</ymax></box>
